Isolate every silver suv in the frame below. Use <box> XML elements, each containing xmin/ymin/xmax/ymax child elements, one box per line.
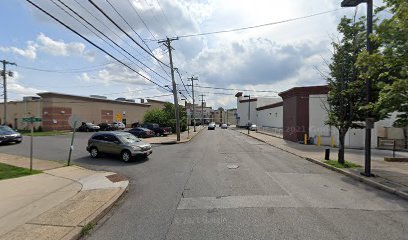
<box><xmin>86</xmin><ymin>131</ymin><xmax>152</xmax><ymax>162</ymax></box>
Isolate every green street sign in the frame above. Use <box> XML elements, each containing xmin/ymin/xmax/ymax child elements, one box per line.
<box><xmin>22</xmin><ymin>117</ymin><xmax>42</xmax><ymax>123</ymax></box>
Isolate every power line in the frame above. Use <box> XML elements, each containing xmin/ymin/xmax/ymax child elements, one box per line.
<box><xmin>54</xmin><ymin>0</ymin><xmax>170</xmax><ymax>84</ymax></box>
<box><xmin>25</xmin><ymin>0</ymin><xmax>168</xmax><ymax>92</ymax></box>
<box><xmin>155</xmin><ymin>0</ymin><xmax>177</xmax><ymax>36</ymax></box>
<box><xmin>105</xmin><ymin>0</ymin><xmax>172</xmax><ymax>81</ymax></box>
<box><xmin>177</xmin><ymin>8</ymin><xmax>343</xmax><ymax>39</ymax></box>
<box><xmin>72</xmin><ymin>0</ymin><xmax>153</xmax><ymax>63</ymax></box>
<box><xmin>195</xmin><ymin>85</ymin><xmax>280</xmax><ymax>93</ymax></box>
<box><xmin>88</xmin><ymin>0</ymin><xmax>171</xmax><ymax>68</ymax></box>
<box><xmin>16</xmin><ymin>62</ymin><xmax>113</xmax><ymax>73</ymax></box>
<box><xmin>175</xmin><ymin>68</ymin><xmax>192</xmax><ymax>100</ymax></box>
<box><xmin>127</xmin><ymin>0</ymin><xmax>157</xmax><ymax>41</ymax></box>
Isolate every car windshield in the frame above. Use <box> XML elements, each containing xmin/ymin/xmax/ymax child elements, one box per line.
<box><xmin>118</xmin><ymin>133</ymin><xmax>141</xmax><ymax>144</ymax></box>
<box><xmin>0</xmin><ymin>125</ymin><xmax>15</xmax><ymax>134</ymax></box>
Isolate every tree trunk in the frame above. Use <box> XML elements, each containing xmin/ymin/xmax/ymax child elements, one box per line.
<box><xmin>338</xmin><ymin>129</ymin><xmax>347</xmax><ymax>165</ymax></box>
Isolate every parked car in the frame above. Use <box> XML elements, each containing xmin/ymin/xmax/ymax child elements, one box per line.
<box><xmin>249</xmin><ymin>124</ymin><xmax>257</xmax><ymax>131</ymax></box>
<box><xmin>0</xmin><ymin>125</ymin><xmax>22</xmax><ymax>144</ymax></box>
<box><xmin>77</xmin><ymin>122</ymin><xmax>100</xmax><ymax>132</ymax></box>
<box><xmin>98</xmin><ymin>123</ymin><xmax>116</xmax><ymax>131</ymax></box>
<box><xmin>221</xmin><ymin>123</ymin><xmax>228</xmax><ymax>129</ymax></box>
<box><xmin>127</xmin><ymin>127</ymin><xmax>155</xmax><ymax>138</ymax></box>
<box><xmin>208</xmin><ymin>122</ymin><xmax>216</xmax><ymax>130</ymax></box>
<box><xmin>113</xmin><ymin>122</ymin><xmax>126</xmax><ymax>130</ymax></box>
<box><xmin>86</xmin><ymin>131</ymin><xmax>152</xmax><ymax>162</ymax></box>
<box><xmin>141</xmin><ymin>123</ymin><xmax>172</xmax><ymax>136</ymax></box>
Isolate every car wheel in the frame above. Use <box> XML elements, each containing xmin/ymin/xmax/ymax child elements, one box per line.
<box><xmin>85</xmin><ymin>128</ymin><xmax>89</xmax><ymax>132</ymax></box>
<box><xmin>90</xmin><ymin>147</ymin><xmax>100</xmax><ymax>158</ymax></box>
<box><xmin>156</xmin><ymin>133</ymin><xmax>160</xmax><ymax>137</ymax></box>
<box><xmin>121</xmin><ymin>150</ymin><xmax>132</xmax><ymax>162</ymax></box>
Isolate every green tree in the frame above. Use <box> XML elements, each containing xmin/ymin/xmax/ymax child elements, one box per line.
<box><xmin>357</xmin><ymin>0</ymin><xmax>407</xmax><ymax>127</ymax></box>
<box><xmin>143</xmin><ymin>102</ymin><xmax>187</xmax><ymax>132</ymax></box>
<box><xmin>326</xmin><ymin>16</ymin><xmax>367</xmax><ymax>164</ymax></box>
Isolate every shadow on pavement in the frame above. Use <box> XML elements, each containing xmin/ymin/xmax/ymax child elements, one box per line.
<box><xmin>74</xmin><ymin>155</ymin><xmax>150</xmax><ymax>168</ymax></box>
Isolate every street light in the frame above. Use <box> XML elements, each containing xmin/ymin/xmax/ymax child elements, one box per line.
<box><xmin>341</xmin><ymin>0</ymin><xmax>374</xmax><ymax>177</ymax></box>
<box><xmin>244</xmin><ymin>95</ymin><xmax>251</xmax><ymax>134</ymax></box>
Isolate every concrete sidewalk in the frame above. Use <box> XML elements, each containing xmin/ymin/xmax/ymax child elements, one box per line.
<box><xmin>143</xmin><ymin>126</ymin><xmax>204</xmax><ymax>144</ymax></box>
<box><xmin>0</xmin><ymin>156</ymin><xmax>128</xmax><ymax>240</ymax></box>
<box><xmin>236</xmin><ymin>128</ymin><xmax>408</xmax><ymax>200</ymax></box>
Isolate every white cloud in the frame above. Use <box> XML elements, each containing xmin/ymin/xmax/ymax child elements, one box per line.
<box><xmin>78</xmin><ymin>73</ymin><xmax>91</xmax><ymax>82</ymax></box>
<box><xmin>36</xmin><ymin>33</ymin><xmax>86</xmax><ymax>57</ymax></box>
<box><xmin>0</xmin><ymin>41</ymin><xmax>37</xmax><ymax>60</ymax></box>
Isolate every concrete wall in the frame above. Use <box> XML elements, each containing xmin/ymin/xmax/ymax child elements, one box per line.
<box><xmin>257</xmin><ymin>106</ymin><xmax>283</xmax><ymax>129</ymax></box>
<box><xmin>0</xmin><ymin>100</ymin><xmax>42</xmax><ymax>129</ymax></box>
<box><xmin>237</xmin><ymin>100</ymin><xmax>257</xmax><ymax>127</ymax></box>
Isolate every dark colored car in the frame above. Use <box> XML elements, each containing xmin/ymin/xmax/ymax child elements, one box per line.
<box><xmin>86</xmin><ymin>131</ymin><xmax>152</xmax><ymax>162</ymax></box>
<box><xmin>98</xmin><ymin>123</ymin><xmax>116</xmax><ymax>131</ymax></box>
<box><xmin>0</xmin><ymin>125</ymin><xmax>22</xmax><ymax>144</ymax></box>
<box><xmin>77</xmin><ymin>122</ymin><xmax>100</xmax><ymax>132</ymax></box>
<box><xmin>127</xmin><ymin>127</ymin><xmax>155</xmax><ymax>138</ymax></box>
<box><xmin>141</xmin><ymin>123</ymin><xmax>172</xmax><ymax>136</ymax></box>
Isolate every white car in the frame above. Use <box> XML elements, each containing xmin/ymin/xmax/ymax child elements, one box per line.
<box><xmin>221</xmin><ymin>123</ymin><xmax>228</xmax><ymax>129</ymax></box>
<box><xmin>113</xmin><ymin>122</ymin><xmax>126</xmax><ymax>130</ymax></box>
<box><xmin>249</xmin><ymin>124</ymin><xmax>257</xmax><ymax>131</ymax></box>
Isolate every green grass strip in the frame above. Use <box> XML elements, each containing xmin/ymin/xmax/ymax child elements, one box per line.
<box><xmin>0</xmin><ymin>163</ymin><xmax>42</xmax><ymax>180</ymax></box>
<box><xmin>325</xmin><ymin>160</ymin><xmax>361</xmax><ymax>169</ymax></box>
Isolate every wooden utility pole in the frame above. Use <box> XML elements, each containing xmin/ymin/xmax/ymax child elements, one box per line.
<box><xmin>159</xmin><ymin>37</ymin><xmax>180</xmax><ymax>141</ymax></box>
<box><xmin>199</xmin><ymin>94</ymin><xmax>205</xmax><ymax>126</ymax></box>
<box><xmin>1</xmin><ymin>60</ymin><xmax>16</xmax><ymax>125</ymax></box>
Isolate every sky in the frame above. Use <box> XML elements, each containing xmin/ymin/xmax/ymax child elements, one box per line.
<box><xmin>0</xmin><ymin>0</ymin><xmax>387</xmax><ymax>109</ymax></box>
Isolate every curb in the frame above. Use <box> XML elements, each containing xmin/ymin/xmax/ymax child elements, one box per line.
<box><xmin>65</xmin><ymin>185</ymin><xmax>129</xmax><ymax>240</ymax></box>
<box><xmin>154</xmin><ymin>126</ymin><xmax>204</xmax><ymax>144</ymax></box>
<box><xmin>238</xmin><ymin>131</ymin><xmax>408</xmax><ymax>202</ymax></box>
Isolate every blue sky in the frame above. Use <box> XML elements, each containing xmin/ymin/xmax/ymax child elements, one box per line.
<box><xmin>1</xmin><ymin>0</ymin><xmax>386</xmax><ymax>108</ymax></box>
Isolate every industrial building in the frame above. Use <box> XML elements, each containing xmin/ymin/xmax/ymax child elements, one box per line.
<box><xmin>0</xmin><ymin>92</ymin><xmax>168</xmax><ymax>131</ymax></box>
<box><xmin>236</xmin><ymin>85</ymin><xmax>406</xmax><ymax>149</ymax></box>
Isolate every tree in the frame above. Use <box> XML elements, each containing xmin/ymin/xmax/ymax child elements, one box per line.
<box><xmin>143</xmin><ymin>102</ymin><xmax>188</xmax><ymax>132</ymax></box>
<box><xmin>326</xmin><ymin>16</ymin><xmax>367</xmax><ymax>164</ymax></box>
<box><xmin>357</xmin><ymin>0</ymin><xmax>408</xmax><ymax>128</ymax></box>
<box><xmin>356</xmin><ymin>0</ymin><xmax>408</xmax><ymax>149</ymax></box>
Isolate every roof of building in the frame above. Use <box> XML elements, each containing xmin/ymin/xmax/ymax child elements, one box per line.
<box><xmin>239</xmin><ymin>98</ymin><xmax>258</xmax><ymax>103</ymax></box>
<box><xmin>256</xmin><ymin>101</ymin><xmax>283</xmax><ymax>111</ymax></box>
<box><xmin>37</xmin><ymin>92</ymin><xmax>152</xmax><ymax>107</ymax></box>
<box><xmin>278</xmin><ymin>85</ymin><xmax>329</xmax><ymax>99</ymax></box>
<box><xmin>146</xmin><ymin>99</ymin><xmax>169</xmax><ymax>104</ymax></box>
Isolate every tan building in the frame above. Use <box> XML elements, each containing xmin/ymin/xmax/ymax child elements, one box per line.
<box><xmin>0</xmin><ymin>93</ymin><xmax>168</xmax><ymax>130</ymax></box>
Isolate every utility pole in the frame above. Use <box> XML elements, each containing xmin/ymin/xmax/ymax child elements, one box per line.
<box><xmin>188</xmin><ymin>76</ymin><xmax>198</xmax><ymax>132</ymax></box>
<box><xmin>159</xmin><ymin>37</ymin><xmax>180</xmax><ymax>141</ymax></box>
<box><xmin>199</xmin><ymin>94</ymin><xmax>205</xmax><ymax>126</ymax></box>
<box><xmin>1</xmin><ymin>60</ymin><xmax>16</xmax><ymax>125</ymax></box>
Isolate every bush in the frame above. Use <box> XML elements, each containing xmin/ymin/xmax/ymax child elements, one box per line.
<box><xmin>143</xmin><ymin>103</ymin><xmax>188</xmax><ymax>132</ymax></box>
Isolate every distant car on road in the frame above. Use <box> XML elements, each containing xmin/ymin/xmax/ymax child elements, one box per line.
<box><xmin>77</xmin><ymin>122</ymin><xmax>100</xmax><ymax>132</ymax></box>
<box><xmin>208</xmin><ymin>122</ymin><xmax>216</xmax><ymax>130</ymax></box>
<box><xmin>86</xmin><ymin>131</ymin><xmax>152</xmax><ymax>162</ymax></box>
<box><xmin>0</xmin><ymin>125</ymin><xmax>22</xmax><ymax>145</ymax></box>
<box><xmin>113</xmin><ymin>122</ymin><xmax>126</xmax><ymax>130</ymax></box>
<box><xmin>249</xmin><ymin>124</ymin><xmax>257</xmax><ymax>131</ymax></box>
<box><xmin>221</xmin><ymin>123</ymin><xmax>228</xmax><ymax>129</ymax></box>
<box><xmin>141</xmin><ymin>123</ymin><xmax>171</xmax><ymax>136</ymax></box>
<box><xmin>127</xmin><ymin>127</ymin><xmax>155</xmax><ymax>138</ymax></box>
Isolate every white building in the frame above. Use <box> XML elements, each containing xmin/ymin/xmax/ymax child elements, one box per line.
<box><xmin>236</xmin><ymin>85</ymin><xmax>405</xmax><ymax>149</ymax></box>
<box><xmin>235</xmin><ymin>92</ymin><xmax>280</xmax><ymax>127</ymax></box>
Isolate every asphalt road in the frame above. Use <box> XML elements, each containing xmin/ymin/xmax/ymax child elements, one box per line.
<box><xmin>2</xmin><ymin>129</ymin><xmax>408</xmax><ymax>239</ymax></box>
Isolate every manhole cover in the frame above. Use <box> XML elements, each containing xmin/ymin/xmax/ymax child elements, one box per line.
<box><xmin>227</xmin><ymin>164</ymin><xmax>239</xmax><ymax>169</ymax></box>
